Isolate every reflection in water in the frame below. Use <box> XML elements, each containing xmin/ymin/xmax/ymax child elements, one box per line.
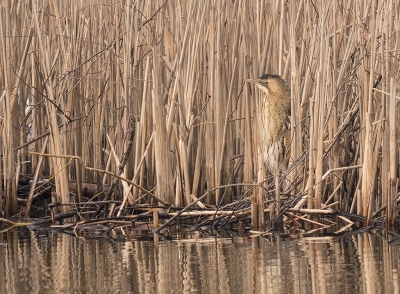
<box><xmin>0</xmin><ymin>230</ymin><xmax>399</xmax><ymax>293</ymax></box>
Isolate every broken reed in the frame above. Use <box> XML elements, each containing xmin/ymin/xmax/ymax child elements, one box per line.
<box><xmin>0</xmin><ymin>0</ymin><xmax>399</xmax><ymax>226</ymax></box>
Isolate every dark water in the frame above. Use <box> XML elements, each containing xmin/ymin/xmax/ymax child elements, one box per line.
<box><xmin>0</xmin><ymin>229</ymin><xmax>399</xmax><ymax>294</ymax></box>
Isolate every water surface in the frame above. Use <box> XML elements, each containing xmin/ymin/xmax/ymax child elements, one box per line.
<box><xmin>0</xmin><ymin>229</ymin><xmax>399</xmax><ymax>293</ymax></box>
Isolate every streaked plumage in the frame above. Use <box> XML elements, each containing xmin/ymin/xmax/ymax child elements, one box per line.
<box><xmin>246</xmin><ymin>74</ymin><xmax>291</xmax><ymax>175</ymax></box>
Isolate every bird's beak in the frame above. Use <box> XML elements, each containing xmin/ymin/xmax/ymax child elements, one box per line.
<box><xmin>246</xmin><ymin>78</ymin><xmax>269</xmax><ymax>94</ymax></box>
<box><xmin>245</xmin><ymin>78</ymin><xmax>263</xmax><ymax>86</ymax></box>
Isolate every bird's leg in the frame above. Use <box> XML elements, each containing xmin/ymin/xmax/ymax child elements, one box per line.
<box><xmin>275</xmin><ymin>174</ymin><xmax>281</xmax><ymax>220</ymax></box>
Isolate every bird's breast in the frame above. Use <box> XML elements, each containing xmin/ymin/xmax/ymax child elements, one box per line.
<box><xmin>258</xmin><ymin>97</ymin><xmax>290</xmax><ymax>173</ymax></box>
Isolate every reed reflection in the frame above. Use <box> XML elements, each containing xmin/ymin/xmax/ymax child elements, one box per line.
<box><xmin>0</xmin><ymin>231</ymin><xmax>399</xmax><ymax>293</ymax></box>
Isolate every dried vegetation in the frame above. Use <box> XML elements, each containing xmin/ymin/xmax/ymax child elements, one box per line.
<box><xmin>0</xmin><ymin>0</ymin><xmax>399</xmax><ymax>236</ymax></box>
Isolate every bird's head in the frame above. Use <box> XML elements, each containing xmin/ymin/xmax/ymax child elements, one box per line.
<box><xmin>246</xmin><ymin>74</ymin><xmax>290</xmax><ymax>97</ymax></box>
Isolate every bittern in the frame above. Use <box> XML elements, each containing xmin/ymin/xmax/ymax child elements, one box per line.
<box><xmin>246</xmin><ymin>74</ymin><xmax>291</xmax><ymax>220</ymax></box>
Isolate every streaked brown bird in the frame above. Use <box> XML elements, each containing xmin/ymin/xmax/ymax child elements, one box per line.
<box><xmin>246</xmin><ymin>74</ymin><xmax>291</xmax><ymax>219</ymax></box>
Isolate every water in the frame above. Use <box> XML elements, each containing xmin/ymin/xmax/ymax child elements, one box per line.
<box><xmin>0</xmin><ymin>229</ymin><xmax>399</xmax><ymax>294</ymax></box>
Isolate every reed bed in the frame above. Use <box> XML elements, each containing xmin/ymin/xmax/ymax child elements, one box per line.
<box><xmin>0</xmin><ymin>0</ymin><xmax>399</xmax><ymax>234</ymax></box>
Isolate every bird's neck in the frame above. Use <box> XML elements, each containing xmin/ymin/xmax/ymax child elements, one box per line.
<box><xmin>262</xmin><ymin>94</ymin><xmax>290</xmax><ymax>110</ymax></box>
<box><xmin>259</xmin><ymin>94</ymin><xmax>290</xmax><ymax>144</ymax></box>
